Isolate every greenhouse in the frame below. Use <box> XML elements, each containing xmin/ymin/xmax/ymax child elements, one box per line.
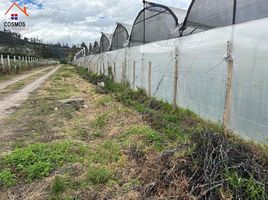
<box><xmin>99</xmin><ymin>32</ymin><xmax>112</xmax><ymax>53</ymax></box>
<box><xmin>93</xmin><ymin>41</ymin><xmax>100</xmax><ymax>54</ymax></box>
<box><xmin>180</xmin><ymin>0</ymin><xmax>268</xmax><ymax>35</ymax></box>
<box><xmin>129</xmin><ymin>1</ymin><xmax>187</xmax><ymax>46</ymax></box>
<box><xmin>110</xmin><ymin>22</ymin><xmax>132</xmax><ymax>50</ymax></box>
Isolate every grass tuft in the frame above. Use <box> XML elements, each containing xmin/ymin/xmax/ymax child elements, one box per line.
<box><xmin>87</xmin><ymin>165</ymin><xmax>112</xmax><ymax>185</ymax></box>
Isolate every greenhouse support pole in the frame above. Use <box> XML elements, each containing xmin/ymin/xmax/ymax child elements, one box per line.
<box><xmin>148</xmin><ymin>62</ymin><xmax>152</xmax><ymax>97</ymax></box>
<box><xmin>143</xmin><ymin>0</ymin><xmax>146</xmax><ymax>44</ymax></box>
<box><xmin>173</xmin><ymin>47</ymin><xmax>179</xmax><ymax>110</ymax></box>
<box><xmin>121</xmin><ymin>62</ymin><xmax>124</xmax><ymax>84</ymax></box>
<box><xmin>223</xmin><ymin>41</ymin><xmax>234</xmax><ymax>131</ymax></box>
<box><xmin>133</xmin><ymin>61</ymin><xmax>136</xmax><ymax>89</ymax></box>
<box><xmin>114</xmin><ymin>62</ymin><xmax>116</xmax><ymax>81</ymax></box>
<box><xmin>233</xmin><ymin>0</ymin><xmax>237</xmax><ymax>24</ymax></box>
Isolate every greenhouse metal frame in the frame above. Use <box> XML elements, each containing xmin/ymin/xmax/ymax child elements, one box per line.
<box><xmin>180</xmin><ymin>0</ymin><xmax>268</xmax><ymax>34</ymax></box>
<box><xmin>110</xmin><ymin>22</ymin><xmax>132</xmax><ymax>51</ymax></box>
<box><xmin>99</xmin><ymin>32</ymin><xmax>112</xmax><ymax>53</ymax></box>
<box><xmin>129</xmin><ymin>1</ymin><xmax>187</xmax><ymax>46</ymax></box>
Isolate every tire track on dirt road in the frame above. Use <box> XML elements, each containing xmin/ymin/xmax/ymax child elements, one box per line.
<box><xmin>0</xmin><ymin>66</ymin><xmax>60</xmax><ymax>120</ymax></box>
<box><xmin>0</xmin><ymin>66</ymin><xmax>54</xmax><ymax>90</ymax></box>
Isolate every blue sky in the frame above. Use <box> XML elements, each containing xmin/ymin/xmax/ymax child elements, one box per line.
<box><xmin>12</xmin><ymin>0</ymin><xmax>43</xmax><ymax>9</ymax></box>
<box><xmin>1</xmin><ymin>0</ymin><xmax>191</xmax><ymax>45</ymax></box>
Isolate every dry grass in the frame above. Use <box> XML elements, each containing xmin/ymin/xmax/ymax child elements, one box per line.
<box><xmin>0</xmin><ymin>65</ymin><xmax>267</xmax><ymax>200</ymax></box>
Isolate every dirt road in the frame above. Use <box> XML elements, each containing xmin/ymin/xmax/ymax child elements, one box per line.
<box><xmin>0</xmin><ymin>66</ymin><xmax>60</xmax><ymax>120</ymax></box>
<box><xmin>0</xmin><ymin>66</ymin><xmax>53</xmax><ymax>90</ymax></box>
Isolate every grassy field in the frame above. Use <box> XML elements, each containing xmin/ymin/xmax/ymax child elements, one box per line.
<box><xmin>0</xmin><ymin>65</ymin><xmax>267</xmax><ymax>200</ymax></box>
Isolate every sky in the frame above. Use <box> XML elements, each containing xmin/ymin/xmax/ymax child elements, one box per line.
<box><xmin>0</xmin><ymin>0</ymin><xmax>191</xmax><ymax>46</ymax></box>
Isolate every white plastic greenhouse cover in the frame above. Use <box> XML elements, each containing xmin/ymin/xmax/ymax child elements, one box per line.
<box><xmin>110</xmin><ymin>22</ymin><xmax>132</xmax><ymax>51</ymax></box>
<box><xmin>75</xmin><ymin>17</ymin><xmax>268</xmax><ymax>143</ymax></box>
<box><xmin>129</xmin><ymin>1</ymin><xmax>187</xmax><ymax>46</ymax></box>
<box><xmin>100</xmin><ymin>32</ymin><xmax>113</xmax><ymax>53</ymax></box>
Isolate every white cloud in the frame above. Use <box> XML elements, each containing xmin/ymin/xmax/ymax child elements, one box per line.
<box><xmin>0</xmin><ymin>0</ymin><xmax>191</xmax><ymax>45</ymax></box>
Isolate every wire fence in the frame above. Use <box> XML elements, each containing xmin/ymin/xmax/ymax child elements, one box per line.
<box><xmin>0</xmin><ymin>55</ymin><xmax>57</xmax><ymax>75</ymax></box>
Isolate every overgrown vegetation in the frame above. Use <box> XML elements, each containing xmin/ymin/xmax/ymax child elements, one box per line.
<box><xmin>0</xmin><ymin>65</ymin><xmax>267</xmax><ymax>199</ymax></box>
<box><xmin>0</xmin><ymin>141</ymin><xmax>86</xmax><ymax>187</ymax></box>
<box><xmin>75</xmin><ymin>66</ymin><xmax>268</xmax><ymax>199</ymax></box>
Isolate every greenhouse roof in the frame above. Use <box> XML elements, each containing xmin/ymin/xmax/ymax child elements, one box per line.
<box><xmin>111</xmin><ymin>22</ymin><xmax>132</xmax><ymax>50</ymax></box>
<box><xmin>129</xmin><ymin>1</ymin><xmax>187</xmax><ymax>46</ymax></box>
<box><xmin>100</xmin><ymin>32</ymin><xmax>112</xmax><ymax>53</ymax></box>
<box><xmin>180</xmin><ymin>0</ymin><xmax>268</xmax><ymax>32</ymax></box>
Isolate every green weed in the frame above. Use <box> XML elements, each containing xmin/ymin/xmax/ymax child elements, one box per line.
<box><xmin>0</xmin><ymin>141</ymin><xmax>86</xmax><ymax>185</ymax></box>
<box><xmin>90</xmin><ymin>140</ymin><xmax>121</xmax><ymax>164</ymax></box>
<box><xmin>92</xmin><ymin>113</ymin><xmax>109</xmax><ymax>128</ymax></box>
<box><xmin>224</xmin><ymin>169</ymin><xmax>266</xmax><ymax>200</ymax></box>
<box><xmin>95</xmin><ymin>96</ymin><xmax>113</xmax><ymax>107</ymax></box>
<box><xmin>0</xmin><ymin>169</ymin><xmax>16</xmax><ymax>187</ymax></box>
<box><xmin>87</xmin><ymin>165</ymin><xmax>112</xmax><ymax>184</ymax></box>
<box><xmin>52</xmin><ymin>176</ymin><xmax>67</xmax><ymax>195</ymax></box>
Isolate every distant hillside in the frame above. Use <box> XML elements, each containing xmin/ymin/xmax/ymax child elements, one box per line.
<box><xmin>0</xmin><ymin>30</ymin><xmax>80</xmax><ymax>62</ymax></box>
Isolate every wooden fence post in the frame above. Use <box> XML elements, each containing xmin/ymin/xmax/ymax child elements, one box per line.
<box><xmin>25</xmin><ymin>57</ymin><xmax>28</xmax><ymax>67</ymax></box>
<box><xmin>121</xmin><ymin>62</ymin><xmax>124</xmax><ymax>84</ymax></box>
<box><xmin>223</xmin><ymin>41</ymin><xmax>234</xmax><ymax>131</ymax></box>
<box><xmin>113</xmin><ymin>62</ymin><xmax>116</xmax><ymax>81</ymax></box>
<box><xmin>18</xmin><ymin>56</ymin><xmax>21</xmax><ymax>70</ymax></box>
<box><xmin>7</xmin><ymin>55</ymin><xmax>11</xmax><ymax>72</ymax></box>
<box><xmin>148</xmin><ymin>62</ymin><xmax>152</xmax><ymax>97</ymax></box>
<box><xmin>133</xmin><ymin>61</ymin><xmax>136</xmax><ymax>89</ymax></box>
<box><xmin>173</xmin><ymin>47</ymin><xmax>179</xmax><ymax>110</ymax></box>
<box><xmin>14</xmin><ymin>56</ymin><xmax>17</xmax><ymax>72</ymax></box>
<box><xmin>1</xmin><ymin>55</ymin><xmax>4</xmax><ymax>71</ymax></box>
